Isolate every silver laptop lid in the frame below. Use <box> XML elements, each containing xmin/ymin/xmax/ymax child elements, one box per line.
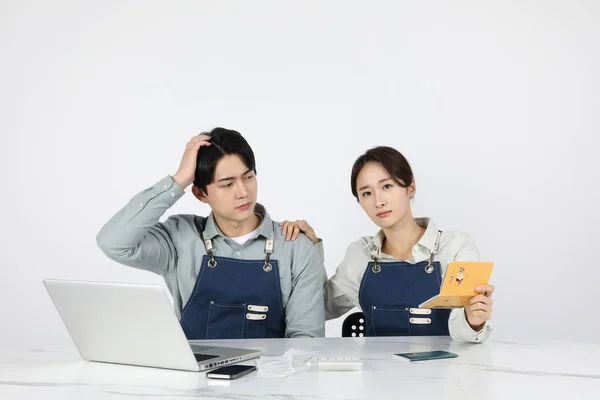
<box><xmin>43</xmin><ymin>279</ymin><xmax>260</xmax><ymax>371</ymax></box>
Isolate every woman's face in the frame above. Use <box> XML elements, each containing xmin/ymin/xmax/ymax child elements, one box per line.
<box><xmin>355</xmin><ymin>161</ymin><xmax>415</xmax><ymax>229</ymax></box>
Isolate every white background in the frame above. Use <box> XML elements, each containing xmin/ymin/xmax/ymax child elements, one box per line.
<box><xmin>1</xmin><ymin>1</ymin><xmax>599</xmax><ymax>350</ymax></box>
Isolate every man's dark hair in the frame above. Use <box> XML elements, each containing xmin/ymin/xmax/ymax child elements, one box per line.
<box><xmin>193</xmin><ymin>127</ymin><xmax>256</xmax><ymax>193</ymax></box>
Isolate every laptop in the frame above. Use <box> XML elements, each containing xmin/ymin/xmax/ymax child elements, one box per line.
<box><xmin>418</xmin><ymin>261</ymin><xmax>494</xmax><ymax>308</ymax></box>
<box><xmin>43</xmin><ymin>279</ymin><xmax>261</xmax><ymax>372</ymax></box>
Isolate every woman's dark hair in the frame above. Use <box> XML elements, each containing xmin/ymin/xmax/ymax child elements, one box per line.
<box><xmin>350</xmin><ymin>146</ymin><xmax>414</xmax><ymax>199</ymax></box>
<box><xmin>193</xmin><ymin>127</ymin><xmax>256</xmax><ymax>193</ymax></box>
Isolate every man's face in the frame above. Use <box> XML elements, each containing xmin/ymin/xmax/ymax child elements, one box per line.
<box><xmin>195</xmin><ymin>154</ymin><xmax>258</xmax><ymax>223</ymax></box>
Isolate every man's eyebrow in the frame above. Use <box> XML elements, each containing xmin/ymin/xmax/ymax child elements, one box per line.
<box><xmin>216</xmin><ymin>169</ymin><xmax>253</xmax><ymax>182</ymax></box>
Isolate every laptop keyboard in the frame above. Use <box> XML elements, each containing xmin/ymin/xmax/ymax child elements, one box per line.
<box><xmin>194</xmin><ymin>353</ymin><xmax>219</xmax><ymax>362</ymax></box>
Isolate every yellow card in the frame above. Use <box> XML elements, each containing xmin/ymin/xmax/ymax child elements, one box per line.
<box><xmin>418</xmin><ymin>261</ymin><xmax>494</xmax><ymax>309</ymax></box>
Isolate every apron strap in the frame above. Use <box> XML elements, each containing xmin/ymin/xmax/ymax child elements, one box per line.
<box><xmin>370</xmin><ymin>246</ymin><xmax>381</xmax><ymax>273</ymax></box>
<box><xmin>195</xmin><ymin>216</ymin><xmax>218</xmax><ymax>267</ymax></box>
<box><xmin>263</xmin><ymin>238</ymin><xmax>274</xmax><ymax>272</ymax></box>
<box><xmin>425</xmin><ymin>230</ymin><xmax>443</xmax><ymax>274</ymax></box>
<box><xmin>370</xmin><ymin>230</ymin><xmax>443</xmax><ymax>274</ymax></box>
<box><xmin>194</xmin><ymin>216</ymin><xmax>274</xmax><ymax>271</ymax></box>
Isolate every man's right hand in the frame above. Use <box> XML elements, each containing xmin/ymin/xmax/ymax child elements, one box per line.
<box><xmin>172</xmin><ymin>135</ymin><xmax>212</xmax><ymax>189</ymax></box>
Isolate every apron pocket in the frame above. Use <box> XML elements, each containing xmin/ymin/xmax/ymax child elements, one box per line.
<box><xmin>244</xmin><ymin>312</ymin><xmax>268</xmax><ymax>338</ymax></box>
<box><xmin>371</xmin><ymin>306</ymin><xmax>410</xmax><ymax>336</ymax></box>
<box><xmin>206</xmin><ymin>301</ymin><xmax>245</xmax><ymax>339</ymax></box>
<box><xmin>409</xmin><ymin>309</ymin><xmax>451</xmax><ymax>336</ymax></box>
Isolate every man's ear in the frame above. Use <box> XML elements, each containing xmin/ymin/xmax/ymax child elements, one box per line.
<box><xmin>191</xmin><ymin>185</ymin><xmax>209</xmax><ymax>204</ymax></box>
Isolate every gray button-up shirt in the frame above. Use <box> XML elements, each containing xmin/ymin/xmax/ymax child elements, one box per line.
<box><xmin>96</xmin><ymin>175</ymin><xmax>326</xmax><ymax>338</ymax></box>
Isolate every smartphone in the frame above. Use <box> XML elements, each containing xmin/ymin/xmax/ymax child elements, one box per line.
<box><xmin>206</xmin><ymin>365</ymin><xmax>257</xmax><ymax>380</ymax></box>
<box><xmin>393</xmin><ymin>350</ymin><xmax>458</xmax><ymax>362</ymax></box>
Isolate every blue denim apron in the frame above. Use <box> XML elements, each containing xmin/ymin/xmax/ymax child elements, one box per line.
<box><xmin>179</xmin><ymin>218</ymin><xmax>285</xmax><ymax>340</ymax></box>
<box><xmin>358</xmin><ymin>231</ymin><xmax>451</xmax><ymax>336</ymax></box>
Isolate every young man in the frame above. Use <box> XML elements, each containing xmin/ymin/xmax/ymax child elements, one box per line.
<box><xmin>96</xmin><ymin>128</ymin><xmax>325</xmax><ymax>339</ymax></box>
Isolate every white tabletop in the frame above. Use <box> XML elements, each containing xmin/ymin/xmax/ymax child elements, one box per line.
<box><xmin>1</xmin><ymin>336</ymin><xmax>598</xmax><ymax>399</ymax></box>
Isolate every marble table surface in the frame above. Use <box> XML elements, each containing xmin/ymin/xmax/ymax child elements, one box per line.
<box><xmin>1</xmin><ymin>336</ymin><xmax>598</xmax><ymax>399</ymax></box>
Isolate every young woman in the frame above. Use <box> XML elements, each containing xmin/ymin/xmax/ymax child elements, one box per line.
<box><xmin>281</xmin><ymin>146</ymin><xmax>494</xmax><ymax>342</ymax></box>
